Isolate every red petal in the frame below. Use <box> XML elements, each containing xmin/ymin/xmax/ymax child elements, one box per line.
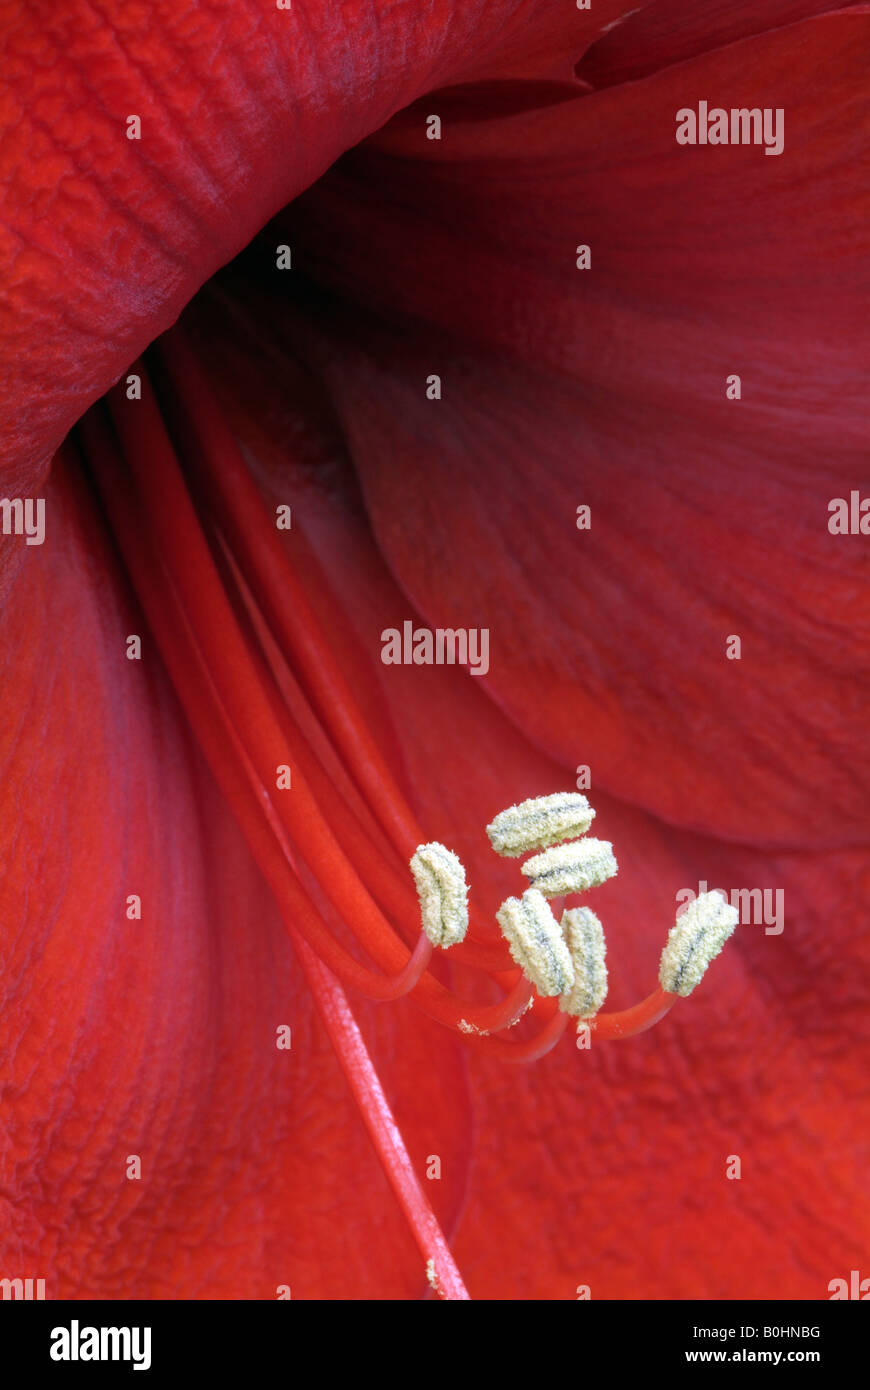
<box><xmin>268</xmin><ymin>9</ymin><xmax>870</xmax><ymax>847</ymax></box>
<box><xmin>0</xmin><ymin>0</ymin><xmax>643</xmax><ymax>479</ymax></box>
<box><xmin>576</xmin><ymin>0</ymin><xmax>866</xmax><ymax>87</ymax></box>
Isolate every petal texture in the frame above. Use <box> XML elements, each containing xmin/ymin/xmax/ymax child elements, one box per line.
<box><xmin>266</xmin><ymin>10</ymin><xmax>870</xmax><ymax>847</ymax></box>
<box><xmin>0</xmin><ymin>447</ymin><xmax>473</xmax><ymax>1298</ymax></box>
<box><xmin>0</xmin><ymin>0</ymin><xmax>643</xmax><ymax>478</ymax></box>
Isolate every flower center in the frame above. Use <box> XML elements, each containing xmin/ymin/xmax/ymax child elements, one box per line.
<box><xmin>74</xmin><ymin>328</ymin><xmax>738</xmax><ymax>1294</ymax></box>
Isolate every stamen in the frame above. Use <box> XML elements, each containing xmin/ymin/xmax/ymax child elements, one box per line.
<box><xmin>474</xmin><ymin>1008</ymin><xmax>570</xmax><ymax>1063</ymax></box>
<box><xmin>458</xmin><ymin>994</ymin><xmax>533</xmax><ymax>1035</ymax></box>
<box><xmin>486</xmin><ymin>792</ymin><xmax>595</xmax><ymax>856</ymax></box>
<box><xmin>559</xmin><ymin>907</ymin><xmax>608</xmax><ymax>1017</ymax></box>
<box><xmin>591</xmin><ymin>987</ymin><xmax>675</xmax><ymax>1040</ymax></box>
<box><xmin>495</xmin><ymin>890</ymin><xmax>575</xmax><ymax>996</ymax></box>
<box><xmin>658</xmin><ymin>891</ymin><xmax>739</xmax><ymax>997</ymax></box>
<box><xmin>410</xmin><ymin>843</ymin><xmax>469</xmax><ymax>948</ymax></box>
<box><xmin>521</xmin><ymin>839</ymin><xmax>617</xmax><ymax>897</ymax></box>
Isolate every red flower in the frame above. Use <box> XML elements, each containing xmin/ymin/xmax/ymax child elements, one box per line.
<box><xmin>1</xmin><ymin>0</ymin><xmax>868</xmax><ymax>1299</ymax></box>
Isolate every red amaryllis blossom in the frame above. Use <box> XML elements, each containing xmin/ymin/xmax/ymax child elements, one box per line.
<box><xmin>1</xmin><ymin>0</ymin><xmax>869</xmax><ymax>1301</ymax></box>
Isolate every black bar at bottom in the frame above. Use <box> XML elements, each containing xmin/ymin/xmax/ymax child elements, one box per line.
<box><xmin>0</xmin><ymin>1298</ymin><xmax>864</xmax><ymax>1376</ymax></box>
